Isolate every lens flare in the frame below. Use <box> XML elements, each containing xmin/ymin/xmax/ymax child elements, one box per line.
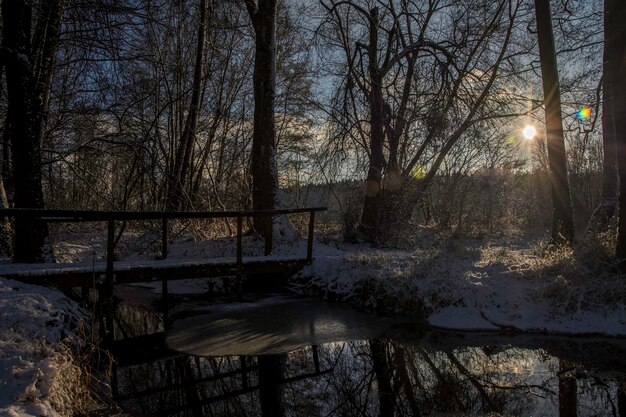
<box><xmin>411</xmin><ymin>165</ymin><xmax>426</xmax><ymax>180</ymax></box>
<box><xmin>576</xmin><ymin>107</ymin><xmax>591</xmax><ymax>120</ymax></box>
<box><xmin>522</xmin><ymin>125</ymin><xmax>536</xmax><ymax>140</ymax></box>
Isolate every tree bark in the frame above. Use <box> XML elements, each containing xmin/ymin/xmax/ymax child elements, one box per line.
<box><xmin>0</xmin><ymin>177</ymin><xmax>11</xmax><ymax>257</ymax></box>
<box><xmin>610</xmin><ymin>0</ymin><xmax>626</xmax><ymax>262</ymax></box>
<box><xmin>359</xmin><ymin>7</ymin><xmax>384</xmax><ymax>242</ymax></box>
<box><xmin>535</xmin><ymin>0</ymin><xmax>575</xmax><ymax>244</ymax></box>
<box><xmin>247</xmin><ymin>0</ymin><xmax>281</xmax><ymax>242</ymax></box>
<box><xmin>1</xmin><ymin>107</ymin><xmax>14</xmax><ymax>206</ymax></box>
<box><xmin>2</xmin><ymin>0</ymin><xmax>59</xmax><ymax>262</ymax></box>
<box><xmin>598</xmin><ymin>0</ymin><xmax>618</xmax><ymax>217</ymax></box>
<box><xmin>588</xmin><ymin>0</ymin><xmax>619</xmax><ymax>231</ymax></box>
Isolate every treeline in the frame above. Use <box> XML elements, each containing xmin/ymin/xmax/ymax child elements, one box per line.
<box><xmin>1</xmin><ymin>0</ymin><xmax>625</xmax><ymax>261</ymax></box>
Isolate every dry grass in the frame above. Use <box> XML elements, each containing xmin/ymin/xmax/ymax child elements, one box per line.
<box><xmin>477</xmin><ymin>229</ymin><xmax>626</xmax><ymax>313</ymax></box>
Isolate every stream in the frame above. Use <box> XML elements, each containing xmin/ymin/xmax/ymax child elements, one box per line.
<box><xmin>109</xmin><ymin>288</ymin><xmax>626</xmax><ymax>417</ymax></box>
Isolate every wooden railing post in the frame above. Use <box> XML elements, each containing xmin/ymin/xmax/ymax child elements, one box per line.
<box><xmin>104</xmin><ymin>220</ymin><xmax>115</xmax><ymax>346</ymax></box>
<box><xmin>161</xmin><ymin>217</ymin><xmax>169</xmax><ymax>328</ymax></box>
<box><xmin>307</xmin><ymin>210</ymin><xmax>315</xmax><ymax>264</ymax></box>
<box><xmin>264</xmin><ymin>212</ymin><xmax>272</xmax><ymax>256</ymax></box>
<box><xmin>161</xmin><ymin>217</ymin><xmax>168</xmax><ymax>259</ymax></box>
<box><xmin>236</xmin><ymin>214</ymin><xmax>243</xmax><ymax>295</ymax></box>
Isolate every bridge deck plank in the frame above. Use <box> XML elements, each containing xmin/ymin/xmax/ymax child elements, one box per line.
<box><xmin>0</xmin><ymin>256</ymin><xmax>308</xmax><ymax>288</ymax></box>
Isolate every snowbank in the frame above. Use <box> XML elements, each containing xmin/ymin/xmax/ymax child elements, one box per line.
<box><xmin>0</xmin><ymin>280</ymin><xmax>88</xmax><ymax>417</ymax></box>
<box><xmin>295</xmin><ymin>237</ymin><xmax>626</xmax><ymax>337</ymax></box>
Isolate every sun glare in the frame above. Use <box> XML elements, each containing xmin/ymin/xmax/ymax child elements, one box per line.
<box><xmin>576</xmin><ymin>106</ymin><xmax>591</xmax><ymax>120</ymax></box>
<box><xmin>522</xmin><ymin>125</ymin><xmax>537</xmax><ymax>140</ymax></box>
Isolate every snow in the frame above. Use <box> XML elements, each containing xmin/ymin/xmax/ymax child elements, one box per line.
<box><xmin>0</xmin><ymin>280</ymin><xmax>88</xmax><ymax>417</ymax></box>
<box><xmin>2</xmin><ymin>227</ymin><xmax>625</xmax><ymax>338</ymax></box>
<box><xmin>0</xmin><ymin>225</ymin><xmax>625</xmax><ymax>415</ymax></box>
<box><xmin>293</xmin><ymin>235</ymin><xmax>626</xmax><ymax>337</ymax></box>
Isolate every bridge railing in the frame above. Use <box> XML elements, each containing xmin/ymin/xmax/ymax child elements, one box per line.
<box><xmin>1</xmin><ymin>207</ymin><xmax>327</xmax><ymax>342</ymax></box>
<box><xmin>0</xmin><ymin>206</ymin><xmax>327</xmax><ymax>264</ymax></box>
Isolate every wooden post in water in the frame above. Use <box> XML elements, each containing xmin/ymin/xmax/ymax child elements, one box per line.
<box><xmin>161</xmin><ymin>217</ymin><xmax>169</xmax><ymax>328</ymax></box>
<box><xmin>241</xmin><ymin>356</ymin><xmax>249</xmax><ymax>389</ymax></box>
<box><xmin>307</xmin><ymin>210</ymin><xmax>315</xmax><ymax>264</ymax></box>
<box><xmin>102</xmin><ymin>220</ymin><xmax>119</xmax><ymax>403</ymax></box>
<box><xmin>312</xmin><ymin>345</ymin><xmax>320</xmax><ymax>373</ymax></box>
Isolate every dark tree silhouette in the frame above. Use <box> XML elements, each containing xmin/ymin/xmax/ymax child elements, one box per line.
<box><xmin>558</xmin><ymin>360</ymin><xmax>577</xmax><ymax>417</ymax></box>
<box><xmin>165</xmin><ymin>0</ymin><xmax>210</xmax><ymax>211</ymax></box>
<box><xmin>534</xmin><ymin>0</ymin><xmax>575</xmax><ymax>244</ymax></box>
<box><xmin>321</xmin><ymin>0</ymin><xmax>519</xmax><ymax>242</ymax></box>
<box><xmin>609</xmin><ymin>0</ymin><xmax>626</xmax><ymax>262</ymax></box>
<box><xmin>246</xmin><ymin>0</ymin><xmax>282</xmax><ymax>245</ymax></box>
<box><xmin>587</xmin><ymin>0</ymin><xmax>618</xmax><ymax>231</ymax></box>
<box><xmin>2</xmin><ymin>0</ymin><xmax>64</xmax><ymax>261</ymax></box>
<box><xmin>370</xmin><ymin>339</ymin><xmax>394</xmax><ymax>417</ymax></box>
<box><xmin>258</xmin><ymin>355</ymin><xmax>286</xmax><ymax>417</ymax></box>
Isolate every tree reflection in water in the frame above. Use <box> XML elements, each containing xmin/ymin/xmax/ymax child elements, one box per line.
<box><xmin>114</xmin><ymin>339</ymin><xmax>625</xmax><ymax>416</ymax></box>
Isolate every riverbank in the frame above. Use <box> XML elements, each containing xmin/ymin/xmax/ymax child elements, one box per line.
<box><xmin>1</xmin><ymin>230</ymin><xmax>625</xmax><ymax>415</ymax></box>
<box><xmin>0</xmin><ymin>280</ymin><xmax>92</xmax><ymax>416</ymax></box>
<box><xmin>295</xmin><ymin>231</ymin><xmax>626</xmax><ymax>336</ymax></box>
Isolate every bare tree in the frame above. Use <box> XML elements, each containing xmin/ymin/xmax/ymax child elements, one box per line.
<box><xmin>245</xmin><ymin>0</ymin><xmax>282</xmax><ymax>243</ymax></box>
<box><xmin>608</xmin><ymin>0</ymin><xmax>626</xmax><ymax>262</ymax></box>
<box><xmin>2</xmin><ymin>0</ymin><xmax>64</xmax><ymax>261</ymax></box>
<box><xmin>165</xmin><ymin>0</ymin><xmax>210</xmax><ymax>211</ymax></box>
<box><xmin>534</xmin><ymin>0</ymin><xmax>575</xmax><ymax>244</ymax></box>
<box><xmin>587</xmin><ymin>0</ymin><xmax>618</xmax><ymax>230</ymax></box>
<box><xmin>320</xmin><ymin>0</ymin><xmax>521</xmax><ymax>241</ymax></box>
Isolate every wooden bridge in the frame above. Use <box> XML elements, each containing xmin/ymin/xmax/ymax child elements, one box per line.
<box><xmin>0</xmin><ymin>206</ymin><xmax>326</xmax><ymax>287</ymax></box>
<box><xmin>0</xmin><ymin>207</ymin><xmax>326</xmax><ymax>282</ymax></box>
<box><xmin>0</xmin><ymin>207</ymin><xmax>326</xmax><ymax>339</ymax></box>
<box><xmin>1</xmin><ymin>207</ymin><xmax>333</xmax><ymax>412</ymax></box>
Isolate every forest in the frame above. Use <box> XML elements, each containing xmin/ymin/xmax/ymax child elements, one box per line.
<box><xmin>0</xmin><ymin>0</ymin><xmax>622</xmax><ymax>255</ymax></box>
<box><xmin>1</xmin><ymin>0</ymin><xmax>626</xmax><ymax>415</ymax></box>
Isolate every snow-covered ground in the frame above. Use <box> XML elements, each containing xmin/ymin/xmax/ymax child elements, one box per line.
<box><xmin>109</xmin><ymin>227</ymin><xmax>626</xmax><ymax>337</ymax></box>
<box><xmin>295</xmin><ymin>233</ymin><xmax>626</xmax><ymax>337</ymax></box>
<box><xmin>0</xmin><ymin>280</ymin><xmax>89</xmax><ymax>417</ymax></box>
<box><xmin>1</xmin><ymin>226</ymin><xmax>625</xmax><ymax>415</ymax></box>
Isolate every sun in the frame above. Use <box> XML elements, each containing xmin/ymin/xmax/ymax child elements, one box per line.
<box><xmin>522</xmin><ymin>125</ymin><xmax>537</xmax><ymax>140</ymax></box>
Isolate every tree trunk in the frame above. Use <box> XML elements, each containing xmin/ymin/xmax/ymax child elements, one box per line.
<box><xmin>558</xmin><ymin>360</ymin><xmax>577</xmax><ymax>417</ymax></box>
<box><xmin>0</xmin><ymin>69</ymin><xmax>12</xmax><ymax>256</ymax></box>
<box><xmin>535</xmin><ymin>0</ymin><xmax>575</xmax><ymax>244</ymax></box>
<box><xmin>618</xmin><ymin>379</ymin><xmax>626</xmax><ymax>417</ymax></box>
<box><xmin>258</xmin><ymin>355</ymin><xmax>286</xmax><ymax>417</ymax></box>
<box><xmin>370</xmin><ymin>339</ymin><xmax>394</xmax><ymax>417</ymax></box>
<box><xmin>0</xmin><ymin>177</ymin><xmax>11</xmax><ymax>257</ymax></box>
<box><xmin>393</xmin><ymin>345</ymin><xmax>421</xmax><ymax>417</ymax></box>
<box><xmin>2</xmin><ymin>107</ymin><xmax>14</xmax><ymax>206</ymax></box>
<box><xmin>380</xmin><ymin>52</ymin><xmax>417</xmax><ymax>237</ymax></box>
<box><xmin>32</xmin><ymin>0</ymin><xmax>64</xmax><ymax>149</ymax></box>
<box><xmin>359</xmin><ymin>7</ymin><xmax>384</xmax><ymax>242</ymax></box>
<box><xmin>588</xmin><ymin>0</ymin><xmax>619</xmax><ymax>231</ymax></box>
<box><xmin>166</xmin><ymin>0</ymin><xmax>209</xmax><ymax>211</ymax></box>
<box><xmin>248</xmin><ymin>0</ymin><xmax>281</xmax><ymax>243</ymax></box>
<box><xmin>611</xmin><ymin>0</ymin><xmax>626</xmax><ymax>262</ymax></box>
<box><xmin>2</xmin><ymin>0</ymin><xmax>58</xmax><ymax>262</ymax></box>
